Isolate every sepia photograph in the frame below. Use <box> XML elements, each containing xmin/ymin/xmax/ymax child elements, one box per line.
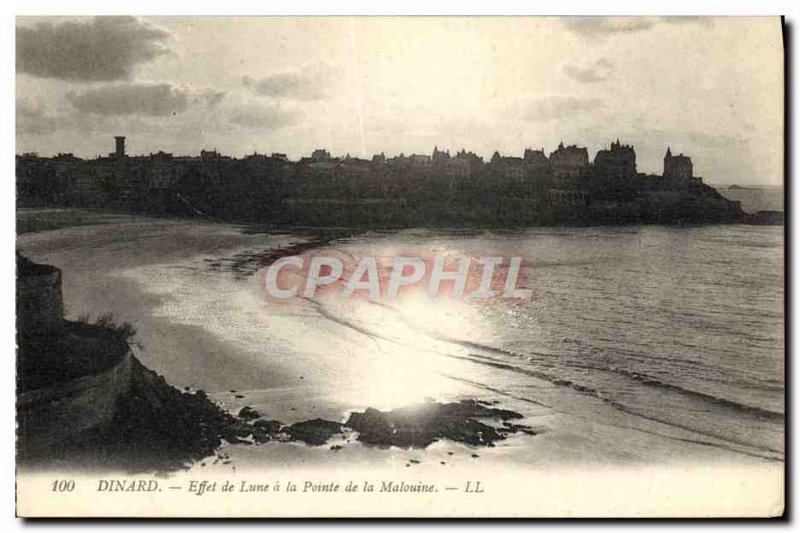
<box><xmin>12</xmin><ymin>13</ymin><xmax>785</xmax><ymax>518</ymax></box>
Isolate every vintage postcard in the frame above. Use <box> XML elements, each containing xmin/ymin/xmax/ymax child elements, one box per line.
<box><xmin>15</xmin><ymin>16</ymin><xmax>784</xmax><ymax>517</ymax></box>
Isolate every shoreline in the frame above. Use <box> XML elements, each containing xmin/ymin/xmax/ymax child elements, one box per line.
<box><xmin>17</xmin><ymin>204</ymin><xmax>784</xmax><ymax>237</ymax></box>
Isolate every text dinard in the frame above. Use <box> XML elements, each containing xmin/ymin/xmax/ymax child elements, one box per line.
<box><xmin>96</xmin><ymin>479</ymin><xmax>438</xmax><ymax>494</ymax></box>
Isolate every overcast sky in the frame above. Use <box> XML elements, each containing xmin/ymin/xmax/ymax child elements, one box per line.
<box><xmin>16</xmin><ymin>16</ymin><xmax>783</xmax><ymax>185</ymax></box>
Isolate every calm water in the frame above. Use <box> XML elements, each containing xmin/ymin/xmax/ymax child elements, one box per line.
<box><xmin>717</xmin><ymin>186</ymin><xmax>784</xmax><ymax>213</ymax></box>
<box><xmin>316</xmin><ymin>225</ymin><xmax>785</xmax><ymax>458</ymax></box>
<box><xmin>17</xmin><ymin>210</ymin><xmax>784</xmax><ymax>463</ymax></box>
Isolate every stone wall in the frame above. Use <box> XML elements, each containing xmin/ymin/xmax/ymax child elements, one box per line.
<box><xmin>17</xmin><ymin>350</ymin><xmax>134</xmax><ymax>456</ymax></box>
<box><xmin>16</xmin><ymin>262</ymin><xmax>64</xmax><ymax>335</ymax></box>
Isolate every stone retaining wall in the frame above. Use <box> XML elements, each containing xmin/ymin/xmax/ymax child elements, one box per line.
<box><xmin>17</xmin><ymin>350</ymin><xmax>133</xmax><ymax>454</ymax></box>
<box><xmin>17</xmin><ymin>265</ymin><xmax>63</xmax><ymax>335</ymax></box>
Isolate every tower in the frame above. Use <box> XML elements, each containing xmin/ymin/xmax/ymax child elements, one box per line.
<box><xmin>114</xmin><ymin>136</ymin><xmax>126</xmax><ymax>161</ymax></box>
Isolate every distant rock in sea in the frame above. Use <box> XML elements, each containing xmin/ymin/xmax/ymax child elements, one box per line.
<box><xmin>742</xmin><ymin>210</ymin><xmax>784</xmax><ymax>226</ymax></box>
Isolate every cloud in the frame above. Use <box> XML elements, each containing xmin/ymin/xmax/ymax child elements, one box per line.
<box><xmin>511</xmin><ymin>96</ymin><xmax>604</xmax><ymax>122</ymax></box>
<box><xmin>16</xmin><ymin>99</ymin><xmax>60</xmax><ymax>135</ymax></box>
<box><xmin>17</xmin><ymin>16</ymin><xmax>170</xmax><ymax>82</ymax></box>
<box><xmin>66</xmin><ymin>83</ymin><xmax>190</xmax><ymax>116</ymax></box>
<box><xmin>563</xmin><ymin>17</ymin><xmax>711</xmax><ymax>39</ymax></box>
<box><xmin>243</xmin><ymin>62</ymin><xmax>340</xmax><ymax>101</ymax></box>
<box><xmin>200</xmin><ymin>90</ymin><xmax>227</xmax><ymax>108</ymax></box>
<box><xmin>228</xmin><ymin>104</ymin><xmax>298</xmax><ymax>129</ymax></box>
<box><xmin>639</xmin><ymin>127</ymin><xmax>747</xmax><ymax>151</ymax></box>
<box><xmin>563</xmin><ymin>58</ymin><xmax>614</xmax><ymax>83</ymax></box>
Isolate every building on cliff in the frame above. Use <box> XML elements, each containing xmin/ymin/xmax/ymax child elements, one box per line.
<box><xmin>549</xmin><ymin>142</ymin><xmax>589</xmax><ymax>184</ymax></box>
<box><xmin>489</xmin><ymin>151</ymin><xmax>525</xmax><ymax>181</ymax></box>
<box><xmin>450</xmin><ymin>149</ymin><xmax>483</xmax><ymax>178</ymax></box>
<box><xmin>663</xmin><ymin>147</ymin><xmax>694</xmax><ymax>180</ymax></box>
<box><xmin>592</xmin><ymin>139</ymin><xmax>637</xmax><ymax>194</ymax></box>
<box><xmin>523</xmin><ymin>148</ymin><xmax>549</xmax><ymax>173</ymax></box>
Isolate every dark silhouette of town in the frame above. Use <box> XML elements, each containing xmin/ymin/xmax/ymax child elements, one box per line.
<box><xmin>17</xmin><ymin>137</ymin><xmax>748</xmax><ymax>227</ymax></box>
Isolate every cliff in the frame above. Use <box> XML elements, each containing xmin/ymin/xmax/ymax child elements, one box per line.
<box><xmin>16</xmin><ymin>255</ymin><xmax>237</xmax><ymax>472</ymax></box>
<box><xmin>271</xmin><ymin>180</ymin><xmax>748</xmax><ymax>228</ymax></box>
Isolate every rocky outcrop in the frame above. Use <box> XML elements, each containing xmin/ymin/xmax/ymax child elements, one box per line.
<box><xmin>74</xmin><ymin>358</ymin><xmax>239</xmax><ymax>471</ymax></box>
<box><xmin>284</xmin><ymin>419</ymin><xmax>343</xmax><ymax>446</ymax></box>
<box><xmin>345</xmin><ymin>400</ymin><xmax>536</xmax><ymax>448</ymax></box>
<box><xmin>741</xmin><ymin>210</ymin><xmax>784</xmax><ymax>226</ymax></box>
